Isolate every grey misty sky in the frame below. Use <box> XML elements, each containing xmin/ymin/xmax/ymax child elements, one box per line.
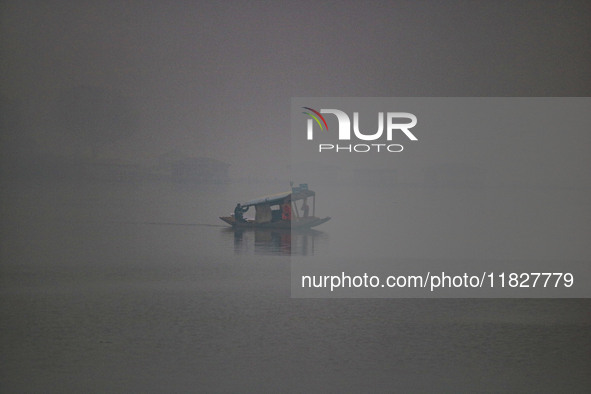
<box><xmin>1</xmin><ymin>1</ymin><xmax>590</xmax><ymax>178</ymax></box>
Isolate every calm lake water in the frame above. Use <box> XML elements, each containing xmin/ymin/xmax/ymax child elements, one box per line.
<box><xmin>1</xmin><ymin>180</ymin><xmax>590</xmax><ymax>392</ymax></box>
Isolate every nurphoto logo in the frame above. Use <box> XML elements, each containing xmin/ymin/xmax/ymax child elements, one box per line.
<box><xmin>302</xmin><ymin>107</ymin><xmax>418</xmax><ymax>153</ymax></box>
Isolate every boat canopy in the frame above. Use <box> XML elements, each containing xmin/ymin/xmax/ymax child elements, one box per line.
<box><xmin>241</xmin><ymin>191</ymin><xmax>290</xmax><ymax>207</ymax></box>
<box><xmin>240</xmin><ymin>185</ymin><xmax>315</xmax><ymax>207</ymax></box>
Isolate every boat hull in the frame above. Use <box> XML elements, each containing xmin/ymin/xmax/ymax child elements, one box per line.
<box><xmin>219</xmin><ymin>216</ymin><xmax>330</xmax><ymax>229</ymax></box>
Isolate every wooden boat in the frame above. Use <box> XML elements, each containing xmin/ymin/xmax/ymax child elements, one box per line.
<box><xmin>220</xmin><ymin>184</ymin><xmax>330</xmax><ymax>229</ymax></box>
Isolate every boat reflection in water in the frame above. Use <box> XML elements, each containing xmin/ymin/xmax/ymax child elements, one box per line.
<box><xmin>223</xmin><ymin>228</ymin><xmax>326</xmax><ymax>256</ymax></box>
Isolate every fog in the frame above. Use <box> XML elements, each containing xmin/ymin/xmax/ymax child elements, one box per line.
<box><xmin>1</xmin><ymin>1</ymin><xmax>591</xmax><ymax>392</ymax></box>
<box><xmin>2</xmin><ymin>1</ymin><xmax>590</xmax><ymax>180</ymax></box>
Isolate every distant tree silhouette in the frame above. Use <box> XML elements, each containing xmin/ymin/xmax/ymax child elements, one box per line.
<box><xmin>57</xmin><ymin>86</ymin><xmax>136</xmax><ymax>159</ymax></box>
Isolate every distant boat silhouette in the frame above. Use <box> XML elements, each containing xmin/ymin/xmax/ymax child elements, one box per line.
<box><xmin>220</xmin><ymin>184</ymin><xmax>330</xmax><ymax>229</ymax></box>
